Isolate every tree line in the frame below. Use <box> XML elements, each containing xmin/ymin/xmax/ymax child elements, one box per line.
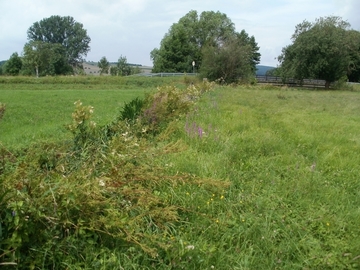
<box><xmin>1</xmin><ymin>12</ymin><xmax>360</xmax><ymax>87</ymax></box>
<box><xmin>97</xmin><ymin>55</ymin><xmax>141</xmax><ymax>76</ymax></box>
<box><xmin>1</xmin><ymin>16</ymin><xmax>90</xmax><ymax>77</ymax></box>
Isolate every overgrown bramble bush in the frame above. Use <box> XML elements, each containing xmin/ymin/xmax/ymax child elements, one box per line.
<box><xmin>139</xmin><ymin>81</ymin><xmax>215</xmax><ymax>135</ymax></box>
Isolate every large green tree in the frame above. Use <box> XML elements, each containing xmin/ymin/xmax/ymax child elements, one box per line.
<box><xmin>27</xmin><ymin>15</ymin><xmax>91</xmax><ymax>70</ymax></box>
<box><xmin>278</xmin><ymin>16</ymin><xmax>360</xmax><ymax>88</ymax></box>
<box><xmin>3</xmin><ymin>52</ymin><xmax>22</xmax><ymax>75</ymax></box>
<box><xmin>151</xmin><ymin>10</ymin><xmax>260</xmax><ymax>78</ymax></box>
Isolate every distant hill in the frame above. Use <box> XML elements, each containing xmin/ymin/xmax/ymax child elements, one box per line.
<box><xmin>256</xmin><ymin>65</ymin><xmax>275</xmax><ymax>76</ymax></box>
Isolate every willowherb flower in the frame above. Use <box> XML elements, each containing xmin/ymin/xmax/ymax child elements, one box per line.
<box><xmin>198</xmin><ymin>127</ymin><xmax>203</xmax><ymax>138</ymax></box>
<box><xmin>310</xmin><ymin>162</ymin><xmax>316</xmax><ymax>171</ymax></box>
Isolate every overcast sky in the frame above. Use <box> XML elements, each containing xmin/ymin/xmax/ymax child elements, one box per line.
<box><xmin>1</xmin><ymin>0</ymin><xmax>359</xmax><ymax>67</ymax></box>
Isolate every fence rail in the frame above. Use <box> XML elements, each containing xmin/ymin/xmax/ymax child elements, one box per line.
<box><xmin>132</xmin><ymin>72</ymin><xmax>197</xmax><ymax>77</ymax></box>
<box><xmin>134</xmin><ymin>73</ymin><xmax>360</xmax><ymax>89</ymax></box>
<box><xmin>255</xmin><ymin>75</ymin><xmax>327</xmax><ymax>88</ymax></box>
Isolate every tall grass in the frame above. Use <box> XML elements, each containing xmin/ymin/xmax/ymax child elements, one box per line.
<box><xmin>159</xmin><ymin>85</ymin><xmax>360</xmax><ymax>269</ymax></box>
<box><xmin>1</xmin><ymin>80</ymin><xmax>360</xmax><ymax>269</ymax></box>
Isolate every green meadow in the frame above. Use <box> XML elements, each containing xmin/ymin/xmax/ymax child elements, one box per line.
<box><xmin>1</xmin><ymin>77</ymin><xmax>360</xmax><ymax>269</ymax></box>
<box><xmin>0</xmin><ymin>76</ymin><xmax>181</xmax><ymax>148</ymax></box>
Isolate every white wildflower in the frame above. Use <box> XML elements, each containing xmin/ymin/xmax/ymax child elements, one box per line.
<box><xmin>99</xmin><ymin>179</ymin><xmax>105</xmax><ymax>187</ymax></box>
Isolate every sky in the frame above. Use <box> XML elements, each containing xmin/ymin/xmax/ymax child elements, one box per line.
<box><xmin>1</xmin><ymin>0</ymin><xmax>359</xmax><ymax>67</ymax></box>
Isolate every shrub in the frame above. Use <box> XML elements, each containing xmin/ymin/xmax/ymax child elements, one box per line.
<box><xmin>332</xmin><ymin>75</ymin><xmax>354</xmax><ymax>90</ymax></box>
<box><xmin>118</xmin><ymin>97</ymin><xmax>144</xmax><ymax>123</ymax></box>
<box><xmin>139</xmin><ymin>81</ymin><xmax>215</xmax><ymax>135</ymax></box>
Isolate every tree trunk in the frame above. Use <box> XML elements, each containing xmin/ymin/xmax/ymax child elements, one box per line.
<box><xmin>325</xmin><ymin>81</ymin><xmax>330</xmax><ymax>89</ymax></box>
<box><xmin>35</xmin><ymin>66</ymin><xmax>39</xmax><ymax>78</ymax></box>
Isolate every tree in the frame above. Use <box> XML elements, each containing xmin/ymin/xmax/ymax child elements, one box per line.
<box><xmin>278</xmin><ymin>16</ymin><xmax>360</xmax><ymax>88</ymax></box>
<box><xmin>3</xmin><ymin>52</ymin><xmax>22</xmax><ymax>75</ymax></box>
<box><xmin>110</xmin><ymin>66</ymin><xmax>118</xmax><ymax>76</ymax></box>
<box><xmin>98</xmin><ymin>56</ymin><xmax>110</xmax><ymax>75</ymax></box>
<box><xmin>22</xmin><ymin>41</ymin><xmax>71</xmax><ymax>77</ymax></box>
<box><xmin>346</xmin><ymin>30</ymin><xmax>360</xmax><ymax>82</ymax></box>
<box><xmin>117</xmin><ymin>55</ymin><xmax>132</xmax><ymax>76</ymax></box>
<box><xmin>27</xmin><ymin>15</ymin><xmax>91</xmax><ymax>70</ymax></box>
<box><xmin>151</xmin><ymin>10</ymin><xmax>260</xmax><ymax>80</ymax></box>
<box><xmin>151</xmin><ymin>23</ymin><xmax>197</xmax><ymax>73</ymax></box>
<box><xmin>200</xmin><ymin>36</ymin><xmax>253</xmax><ymax>83</ymax></box>
<box><xmin>237</xmin><ymin>30</ymin><xmax>261</xmax><ymax>74</ymax></box>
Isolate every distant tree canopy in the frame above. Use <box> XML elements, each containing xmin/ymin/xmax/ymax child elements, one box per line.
<box><xmin>27</xmin><ymin>15</ymin><xmax>91</xmax><ymax>72</ymax></box>
<box><xmin>0</xmin><ymin>60</ymin><xmax>6</xmax><ymax>75</ymax></box>
<box><xmin>201</xmin><ymin>35</ymin><xmax>253</xmax><ymax>83</ymax></box>
<box><xmin>22</xmin><ymin>41</ymin><xmax>72</xmax><ymax>77</ymax></box>
<box><xmin>109</xmin><ymin>55</ymin><xmax>141</xmax><ymax>76</ymax></box>
<box><xmin>117</xmin><ymin>55</ymin><xmax>132</xmax><ymax>76</ymax></box>
<box><xmin>347</xmin><ymin>30</ymin><xmax>360</xmax><ymax>82</ymax></box>
<box><xmin>3</xmin><ymin>52</ymin><xmax>22</xmax><ymax>75</ymax></box>
<box><xmin>98</xmin><ymin>56</ymin><xmax>110</xmax><ymax>75</ymax></box>
<box><xmin>278</xmin><ymin>16</ymin><xmax>360</xmax><ymax>88</ymax></box>
<box><xmin>151</xmin><ymin>10</ymin><xmax>260</xmax><ymax>83</ymax></box>
<box><xmin>0</xmin><ymin>61</ymin><xmax>5</xmax><ymax>75</ymax></box>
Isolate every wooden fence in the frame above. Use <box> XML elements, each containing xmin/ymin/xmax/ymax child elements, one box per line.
<box><xmin>255</xmin><ymin>75</ymin><xmax>327</xmax><ymax>89</ymax></box>
<box><xmin>133</xmin><ymin>73</ymin><xmax>340</xmax><ymax>89</ymax></box>
<box><xmin>132</xmin><ymin>72</ymin><xmax>197</xmax><ymax>77</ymax></box>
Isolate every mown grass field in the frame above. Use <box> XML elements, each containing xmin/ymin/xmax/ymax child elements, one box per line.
<box><xmin>0</xmin><ymin>88</ymin><xmax>146</xmax><ymax>148</ymax></box>
<box><xmin>0</xmin><ymin>76</ymin><xmax>185</xmax><ymax>148</ymax></box>
<box><xmin>1</xmin><ymin>77</ymin><xmax>360</xmax><ymax>269</ymax></box>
